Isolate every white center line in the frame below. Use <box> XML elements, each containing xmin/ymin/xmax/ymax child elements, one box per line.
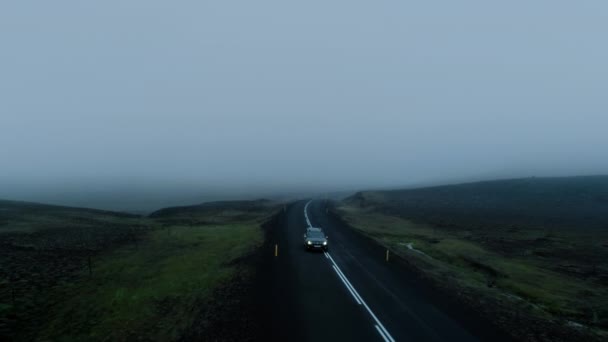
<box><xmin>304</xmin><ymin>200</ymin><xmax>396</xmax><ymax>342</ymax></box>
<box><xmin>304</xmin><ymin>200</ymin><xmax>312</xmax><ymax>227</ymax></box>
<box><xmin>325</xmin><ymin>252</ymin><xmax>396</xmax><ymax>342</ymax></box>
<box><xmin>375</xmin><ymin>324</ymin><xmax>391</xmax><ymax>342</ymax></box>
<box><xmin>332</xmin><ymin>265</ymin><xmax>362</xmax><ymax>305</ymax></box>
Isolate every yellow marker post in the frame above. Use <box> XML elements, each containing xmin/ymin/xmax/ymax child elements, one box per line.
<box><xmin>386</xmin><ymin>249</ymin><xmax>390</xmax><ymax>262</ymax></box>
<box><xmin>275</xmin><ymin>244</ymin><xmax>278</xmax><ymax>257</ymax></box>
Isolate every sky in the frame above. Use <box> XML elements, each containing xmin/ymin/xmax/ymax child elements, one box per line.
<box><xmin>1</xmin><ymin>1</ymin><xmax>607</xmax><ymax>210</ymax></box>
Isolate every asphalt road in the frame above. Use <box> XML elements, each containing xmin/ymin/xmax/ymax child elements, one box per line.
<box><xmin>256</xmin><ymin>200</ymin><xmax>507</xmax><ymax>342</ymax></box>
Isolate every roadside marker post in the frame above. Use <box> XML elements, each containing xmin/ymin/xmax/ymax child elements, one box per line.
<box><xmin>386</xmin><ymin>249</ymin><xmax>390</xmax><ymax>262</ymax></box>
<box><xmin>275</xmin><ymin>244</ymin><xmax>278</xmax><ymax>257</ymax></box>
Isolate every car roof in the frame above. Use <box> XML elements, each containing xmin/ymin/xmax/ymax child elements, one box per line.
<box><xmin>306</xmin><ymin>227</ymin><xmax>323</xmax><ymax>232</ymax></box>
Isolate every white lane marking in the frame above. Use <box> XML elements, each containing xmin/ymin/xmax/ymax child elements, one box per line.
<box><xmin>327</xmin><ymin>252</ymin><xmax>363</xmax><ymax>303</ymax></box>
<box><xmin>332</xmin><ymin>265</ymin><xmax>362</xmax><ymax>305</ymax></box>
<box><xmin>375</xmin><ymin>325</ymin><xmax>391</xmax><ymax>342</ymax></box>
<box><xmin>304</xmin><ymin>200</ymin><xmax>312</xmax><ymax>227</ymax></box>
<box><xmin>304</xmin><ymin>200</ymin><xmax>396</xmax><ymax>342</ymax></box>
<box><xmin>325</xmin><ymin>252</ymin><xmax>396</xmax><ymax>342</ymax></box>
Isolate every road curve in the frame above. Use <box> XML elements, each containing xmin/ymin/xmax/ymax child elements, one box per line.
<box><xmin>255</xmin><ymin>200</ymin><xmax>508</xmax><ymax>341</ymax></box>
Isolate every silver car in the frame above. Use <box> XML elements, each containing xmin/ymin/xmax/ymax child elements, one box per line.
<box><xmin>303</xmin><ymin>227</ymin><xmax>328</xmax><ymax>251</ymax></box>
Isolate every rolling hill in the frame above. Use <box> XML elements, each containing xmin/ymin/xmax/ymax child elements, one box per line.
<box><xmin>346</xmin><ymin>175</ymin><xmax>608</xmax><ymax>231</ymax></box>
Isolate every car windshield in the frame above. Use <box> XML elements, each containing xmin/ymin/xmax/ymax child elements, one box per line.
<box><xmin>308</xmin><ymin>232</ymin><xmax>325</xmax><ymax>238</ymax></box>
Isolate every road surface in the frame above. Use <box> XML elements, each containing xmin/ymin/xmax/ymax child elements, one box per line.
<box><xmin>255</xmin><ymin>200</ymin><xmax>507</xmax><ymax>341</ymax></box>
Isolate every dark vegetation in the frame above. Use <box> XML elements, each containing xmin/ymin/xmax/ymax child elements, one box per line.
<box><xmin>348</xmin><ymin>176</ymin><xmax>608</xmax><ymax>231</ymax></box>
<box><xmin>0</xmin><ymin>200</ymin><xmax>144</xmax><ymax>340</ymax></box>
<box><xmin>150</xmin><ymin>199</ymin><xmax>273</xmax><ymax>219</ymax></box>
<box><xmin>0</xmin><ymin>199</ymin><xmax>277</xmax><ymax>341</ymax></box>
<box><xmin>340</xmin><ymin>176</ymin><xmax>608</xmax><ymax>341</ymax></box>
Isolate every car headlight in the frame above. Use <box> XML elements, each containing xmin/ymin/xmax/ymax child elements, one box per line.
<box><xmin>323</xmin><ymin>241</ymin><xmax>327</xmax><ymax>246</ymax></box>
<box><xmin>307</xmin><ymin>240</ymin><xmax>312</xmax><ymax>245</ymax></box>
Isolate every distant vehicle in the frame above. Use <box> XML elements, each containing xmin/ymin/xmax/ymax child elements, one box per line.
<box><xmin>303</xmin><ymin>227</ymin><xmax>328</xmax><ymax>251</ymax></box>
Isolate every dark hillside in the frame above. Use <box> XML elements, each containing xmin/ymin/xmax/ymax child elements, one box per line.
<box><xmin>149</xmin><ymin>199</ymin><xmax>273</xmax><ymax>224</ymax></box>
<box><xmin>149</xmin><ymin>199</ymin><xmax>272</xmax><ymax>217</ymax></box>
<box><xmin>346</xmin><ymin>176</ymin><xmax>608</xmax><ymax>231</ymax></box>
<box><xmin>1</xmin><ymin>199</ymin><xmax>276</xmax><ymax>341</ymax></box>
<box><xmin>0</xmin><ymin>200</ymin><xmax>137</xmax><ymax>227</ymax></box>
<box><xmin>0</xmin><ymin>200</ymin><xmax>144</xmax><ymax>340</ymax></box>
